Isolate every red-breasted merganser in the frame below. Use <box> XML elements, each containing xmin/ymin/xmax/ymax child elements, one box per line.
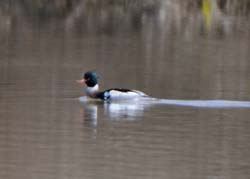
<box><xmin>76</xmin><ymin>71</ymin><xmax>149</xmax><ymax>101</ymax></box>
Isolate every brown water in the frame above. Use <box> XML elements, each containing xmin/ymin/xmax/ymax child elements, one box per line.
<box><xmin>1</xmin><ymin>1</ymin><xmax>250</xmax><ymax>179</ymax></box>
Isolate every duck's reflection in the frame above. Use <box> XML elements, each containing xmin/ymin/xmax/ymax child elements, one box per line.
<box><xmin>79</xmin><ymin>97</ymin><xmax>150</xmax><ymax>126</ymax></box>
<box><xmin>103</xmin><ymin>102</ymin><xmax>145</xmax><ymax>120</ymax></box>
<box><xmin>80</xmin><ymin>103</ymin><xmax>98</xmax><ymax>127</ymax></box>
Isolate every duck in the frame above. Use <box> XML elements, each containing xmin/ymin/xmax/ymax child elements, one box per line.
<box><xmin>76</xmin><ymin>71</ymin><xmax>149</xmax><ymax>101</ymax></box>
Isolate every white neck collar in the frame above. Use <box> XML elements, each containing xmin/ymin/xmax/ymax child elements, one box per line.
<box><xmin>85</xmin><ymin>84</ymin><xmax>99</xmax><ymax>97</ymax></box>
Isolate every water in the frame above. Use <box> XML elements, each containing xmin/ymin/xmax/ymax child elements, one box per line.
<box><xmin>1</xmin><ymin>1</ymin><xmax>250</xmax><ymax>179</ymax></box>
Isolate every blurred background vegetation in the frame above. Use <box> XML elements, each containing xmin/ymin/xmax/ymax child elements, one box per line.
<box><xmin>1</xmin><ymin>0</ymin><xmax>250</xmax><ymax>23</ymax></box>
<box><xmin>1</xmin><ymin>0</ymin><xmax>250</xmax><ymax>17</ymax></box>
<box><xmin>0</xmin><ymin>0</ymin><xmax>250</xmax><ymax>40</ymax></box>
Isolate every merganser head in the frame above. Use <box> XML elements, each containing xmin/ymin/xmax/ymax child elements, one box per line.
<box><xmin>76</xmin><ymin>71</ymin><xmax>100</xmax><ymax>97</ymax></box>
<box><xmin>83</xmin><ymin>71</ymin><xmax>98</xmax><ymax>87</ymax></box>
<box><xmin>76</xmin><ymin>71</ymin><xmax>98</xmax><ymax>87</ymax></box>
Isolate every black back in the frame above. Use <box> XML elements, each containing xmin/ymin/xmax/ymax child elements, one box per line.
<box><xmin>107</xmin><ymin>88</ymin><xmax>133</xmax><ymax>93</ymax></box>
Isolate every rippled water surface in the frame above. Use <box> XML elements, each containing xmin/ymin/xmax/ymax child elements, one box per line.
<box><xmin>1</xmin><ymin>1</ymin><xmax>250</xmax><ymax>179</ymax></box>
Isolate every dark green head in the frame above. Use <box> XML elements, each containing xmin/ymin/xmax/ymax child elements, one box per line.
<box><xmin>83</xmin><ymin>71</ymin><xmax>99</xmax><ymax>87</ymax></box>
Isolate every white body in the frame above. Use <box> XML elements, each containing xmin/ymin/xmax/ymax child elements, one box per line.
<box><xmin>85</xmin><ymin>85</ymin><xmax>148</xmax><ymax>101</ymax></box>
<box><xmin>108</xmin><ymin>90</ymin><xmax>148</xmax><ymax>101</ymax></box>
